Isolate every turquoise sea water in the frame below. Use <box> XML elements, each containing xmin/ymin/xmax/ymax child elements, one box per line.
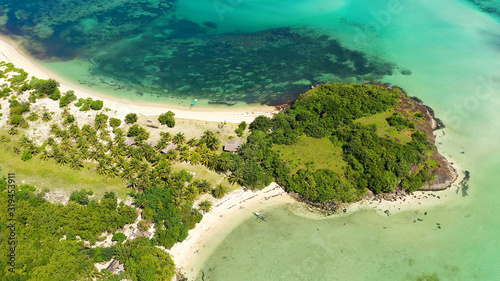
<box><xmin>194</xmin><ymin>0</ymin><xmax>500</xmax><ymax>280</ymax></box>
<box><xmin>1</xmin><ymin>0</ymin><xmax>500</xmax><ymax>280</ymax></box>
<box><xmin>0</xmin><ymin>0</ymin><xmax>396</xmax><ymax>106</ymax></box>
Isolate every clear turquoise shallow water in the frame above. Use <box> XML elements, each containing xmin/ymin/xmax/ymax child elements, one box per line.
<box><xmin>0</xmin><ymin>0</ymin><xmax>396</xmax><ymax>105</ymax></box>
<box><xmin>1</xmin><ymin>0</ymin><xmax>500</xmax><ymax>280</ymax></box>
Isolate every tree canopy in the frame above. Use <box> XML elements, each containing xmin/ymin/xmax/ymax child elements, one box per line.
<box><xmin>228</xmin><ymin>83</ymin><xmax>436</xmax><ymax>203</ymax></box>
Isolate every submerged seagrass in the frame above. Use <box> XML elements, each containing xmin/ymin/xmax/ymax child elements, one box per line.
<box><xmin>0</xmin><ymin>0</ymin><xmax>395</xmax><ymax>105</ymax></box>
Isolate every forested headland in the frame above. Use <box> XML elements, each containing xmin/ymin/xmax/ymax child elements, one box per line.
<box><xmin>0</xmin><ymin>60</ymin><xmax>456</xmax><ymax>280</ymax></box>
<box><xmin>225</xmin><ymin>83</ymin><xmax>457</xmax><ymax>207</ymax></box>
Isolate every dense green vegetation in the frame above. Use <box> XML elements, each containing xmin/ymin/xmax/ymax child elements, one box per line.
<box><xmin>0</xmin><ymin>177</ymin><xmax>177</xmax><ymax>280</ymax></box>
<box><xmin>124</xmin><ymin>113</ymin><xmax>138</xmax><ymax>124</ymax></box>
<box><xmin>0</xmin><ymin>61</ymin><xmax>233</xmax><ymax>279</ymax></box>
<box><xmin>158</xmin><ymin>111</ymin><xmax>175</xmax><ymax>127</ymax></box>
<box><xmin>386</xmin><ymin>112</ymin><xmax>415</xmax><ymax>130</ymax></box>
<box><xmin>235</xmin><ymin>121</ymin><xmax>247</xmax><ymax>137</ymax></box>
<box><xmin>59</xmin><ymin>91</ymin><xmax>77</xmax><ymax>107</ymax></box>
<box><xmin>132</xmin><ymin>182</ymin><xmax>202</xmax><ymax>248</ymax></box>
<box><xmin>74</xmin><ymin>97</ymin><xmax>104</xmax><ymax>111</ymax></box>
<box><xmin>0</xmin><ymin>179</ymin><xmax>142</xmax><ymax>279</ymax></box>
<box><xmin>223</xmin><ymin>84</ymin><xmax>437</xmax><ymax>203</ymax></box>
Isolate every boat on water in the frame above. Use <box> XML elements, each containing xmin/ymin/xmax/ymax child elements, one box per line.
<box><xmin>253</xmin><ymin>212</ymin><xmax>267</xmax><ymax>222</ymax></box>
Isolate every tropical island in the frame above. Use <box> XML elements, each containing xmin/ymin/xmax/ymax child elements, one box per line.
<box><xmin>0</xmin><ymin>55</ymin><xmax>457</xmax><ymax>281</ymax></box>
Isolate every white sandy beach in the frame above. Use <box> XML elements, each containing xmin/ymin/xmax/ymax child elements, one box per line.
<box><xmin>167</xmin><ymin>183</ymin><xmax>296</xmax><ymax>280</ymax></box>
<box><xmin>167</xmin><ymin>175</ymin><xmax>464</xmax><ymax>280</ymax></box>
<box><xmin>0</xmin><ymin>36</ymin><xmax>277</xmax><ymax>124</ymax></box>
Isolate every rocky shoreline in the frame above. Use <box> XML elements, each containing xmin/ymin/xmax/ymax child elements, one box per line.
<box><xmin>404</xmin><ymin>95</ymin><xmax>458</xmax><ymax>191</ymax></box>
<box><xmin>284</xmin><ymin>89</ymin><xmax>459</xmax><ymax>213</ymax></box>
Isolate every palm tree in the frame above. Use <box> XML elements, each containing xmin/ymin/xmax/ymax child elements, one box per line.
<box><xmin>89</xmin><ymin>149</ymin><xmax>100</xmax><ymax>162</ymax></box>
<box><xmin>184</xmin><ymin>186</ymin><xmax>198</xmax><ymax>202</ymax></box>
<box><xmin>187</xmin><ymin>138</ymin><xmax>198</xmax><ymax>147</ymax></box>
<box><xmin>155</xmin><ymin>160</ymin><xmax>172</xmax><ymax>180</ymax></box>
<box><xmin>227</xmin><ymin>169</ymin><xmax>244</xmax><ymax>185</ymax></box>
<box><xmin>61</xmin><ymin>107</ymin><xmax>71</xmax><ymax>117</ymax></box>
<box><xmin>89</xmin><ymin>269</ymin><xmax>105</xmax><ymax>280</ymax></box>
<box><xmin>165</xmin><ymin>149</ymin><xmax>177</xmax><ymax>161</ymax></box>
<box><xmin>100</xmin><ymin>129</ymin><xmax>111</xmax><ymax>140</ymax></box>
<box><xmin>50</xmin><ymin>124</ymin><xmax>61</xmax><ymax>135</ymax></box>
<box><xmin>172</xmin><ymin>132</ymin><xmax>185</xmax><ymax>145</ymax></box>
<box><xmin>179</xmin><ymin>151</ymin><xmax>190</xmax><ymax>162</ymax></box>
<box><xmin>206</xmin><ymin>136</ymin><xmax>220</xmax><ymax>151</ymax></box>
<box><xmin>88</xmin><ymin>135</ymin><xmax>100</xmax><ymax>148</ymax></box>
<box><xmin>212</xmin><ymin>184</ymin><xmax>228</xmax><ymax>199</ymax></box>
<box><xmin>172</xmin><ymin>189</ymin><xmax>184</xmax><ymax>205</ymax></box>
<box><xmin>8</xmin><ymin>128</ymin><xmax>18</xmax><ymax>136</ymax></box>
<box><xmin>127</xmin><ymin>147</ymin><xmax>138</xmax><ymax>159</ymax></box>
<box><xmin>79</xmin><ymin>148</ymin><xmax>90</xmax><ymax>160</ymax></box>
<box><xmin>148</xmin><ymin>155</ymin><xmax>160</xmax><ymax>167</ymax></box>
<box><xmin>129</xmin><ymin>158</ymin><xmax>141</xmax><ymax>172</ymax></box>
<box><xmin>177</xmin><ymin>144</ymin><xmax>189</xmax><ymax>153</ymax></box>
<box><xmin>115</xmin><ymin>156</ymin><xmax>127</xmax><ymax>169</ymax></box>
<box><xmin>19</xmin><ymin>135</ymin><xmax>31</xmax><ymax>146</ymax></box>
<box><xmin>54</xmin><ymin>152</ymin><xmax>69</xmax><ymax>165</ymax></box>
<box><xmin>46</xmin><ymin>137</ymin><xmax>55</xmax><ymax>146</ymax></box>
<box><xmin>95</xmin><ymin>144</ymin><xmax>106</xmax><ymax>155</ymax></box>
<box><xmin>121</xmin><ymin>167</ymin><xmax>134</xmax><ymax>181</ymax></box>
<box><xmin>113</xmin><ymin>128</ymin><xmax>125</xmax><ymax>145</ymax></box>
<box><xmin>160</xmin><ymin>131</ymin><xmax>172</xmax><ymax>142</ymax></box>
<box><xmin>50</xmin><ymin>145</ymin><xmax>60</xmax><ymax>157</ymax></box>
<box><xmin>206</xmin><ymin>154</ymin><xmax>218</xmax><ymax>171</ymax></box>
<box><xmin>69</xmin><ymin>124</ymin><xmax>80</xmax><ymax>138</ymax></box>
<box><xmin>96</xmin><ymin>162</ymin><xmax>107</xmax><ymax>175</ymax></box>
<box><xmin>69</xmin><ymin>156</ymin><xmax>84</xmax><ymax>170</ymax></box>
<box><xmin>42</xmin><ymin>112</ymin><xmax>52</xmax><ymax>122</ymax></box>
<box><xmin>60</xmin><ymin>139</ymin><xmax>72</xmax><ymax>152</ymax></box>
<box><xmin>100</xmin><ymin>155</ymin><xmax>113</xmax><ymax>166</ymax></box>
<box><xmin>189</xmin><ymin>152</ymin><xmax>202</xmax><ymax>165</ymax></box>
<box><xmin>216</xmin><ymin>156</ymin><xmax>231</xmax><ymax>173</ymax></box>
<box><xmin>81</xmin><ymin>124</ymin><xmax>93</xmax><ymax>136</ymax></box>
<box><xmin>76</xmin><ymin>138</ymin><xmax>89</xmax><ymax>150</ymax></box>
<box><xmin>201</xmin><ymin>130</ymin><xmax>220</xmax><ymax>151</ymax></box>
<box><xmin>27</xmin><ymin>111</ymin><xmax>39</xmax><ymax>121</ymax></box>
<box><xmin>139</xmin><ymin>161</ymin><xmax>151</xmax><ymax>173</ymax></box>
<box><xmin>201</xmin><ymin>130</ymin><xmax>215</xmax><ymax>143</ymax></box>
<box><xmin>109</xmin><ymin>166</ymin><xmax>119</xmax><ymax>178</ymax></box>
<box><xmin>105</xmin><ymin>140</ymin><xmax>113</xmax><ymax>152</ymax></box>
<box><xmin>111</xmin><ymin>145</ymin><xmax>125</xmax><ymax>157</ymax></box>
<box><xmin>40</xmin><ymin>150</ymin><xmax>51</xmax><ymax>161</ymax></box>
<box><xmin>198</xmin><ymin>200</ymin><xmax>213</xmax><ymax>214</ymax></box>
<box><xmin>59</xmin><ymin>129</ymin><xmax>70</xmax><ymax>141</ymax></box>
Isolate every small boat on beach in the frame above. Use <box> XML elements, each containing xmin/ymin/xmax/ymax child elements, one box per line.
<box><xmin>253</xmin><ymin>212</ymin><xmax>267</xmax><ymax>222</ymax></box>
<box><xmin>190</xmin><ymin>99</ymin><xmax>197</xmax><ymax>109</ymax></box>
